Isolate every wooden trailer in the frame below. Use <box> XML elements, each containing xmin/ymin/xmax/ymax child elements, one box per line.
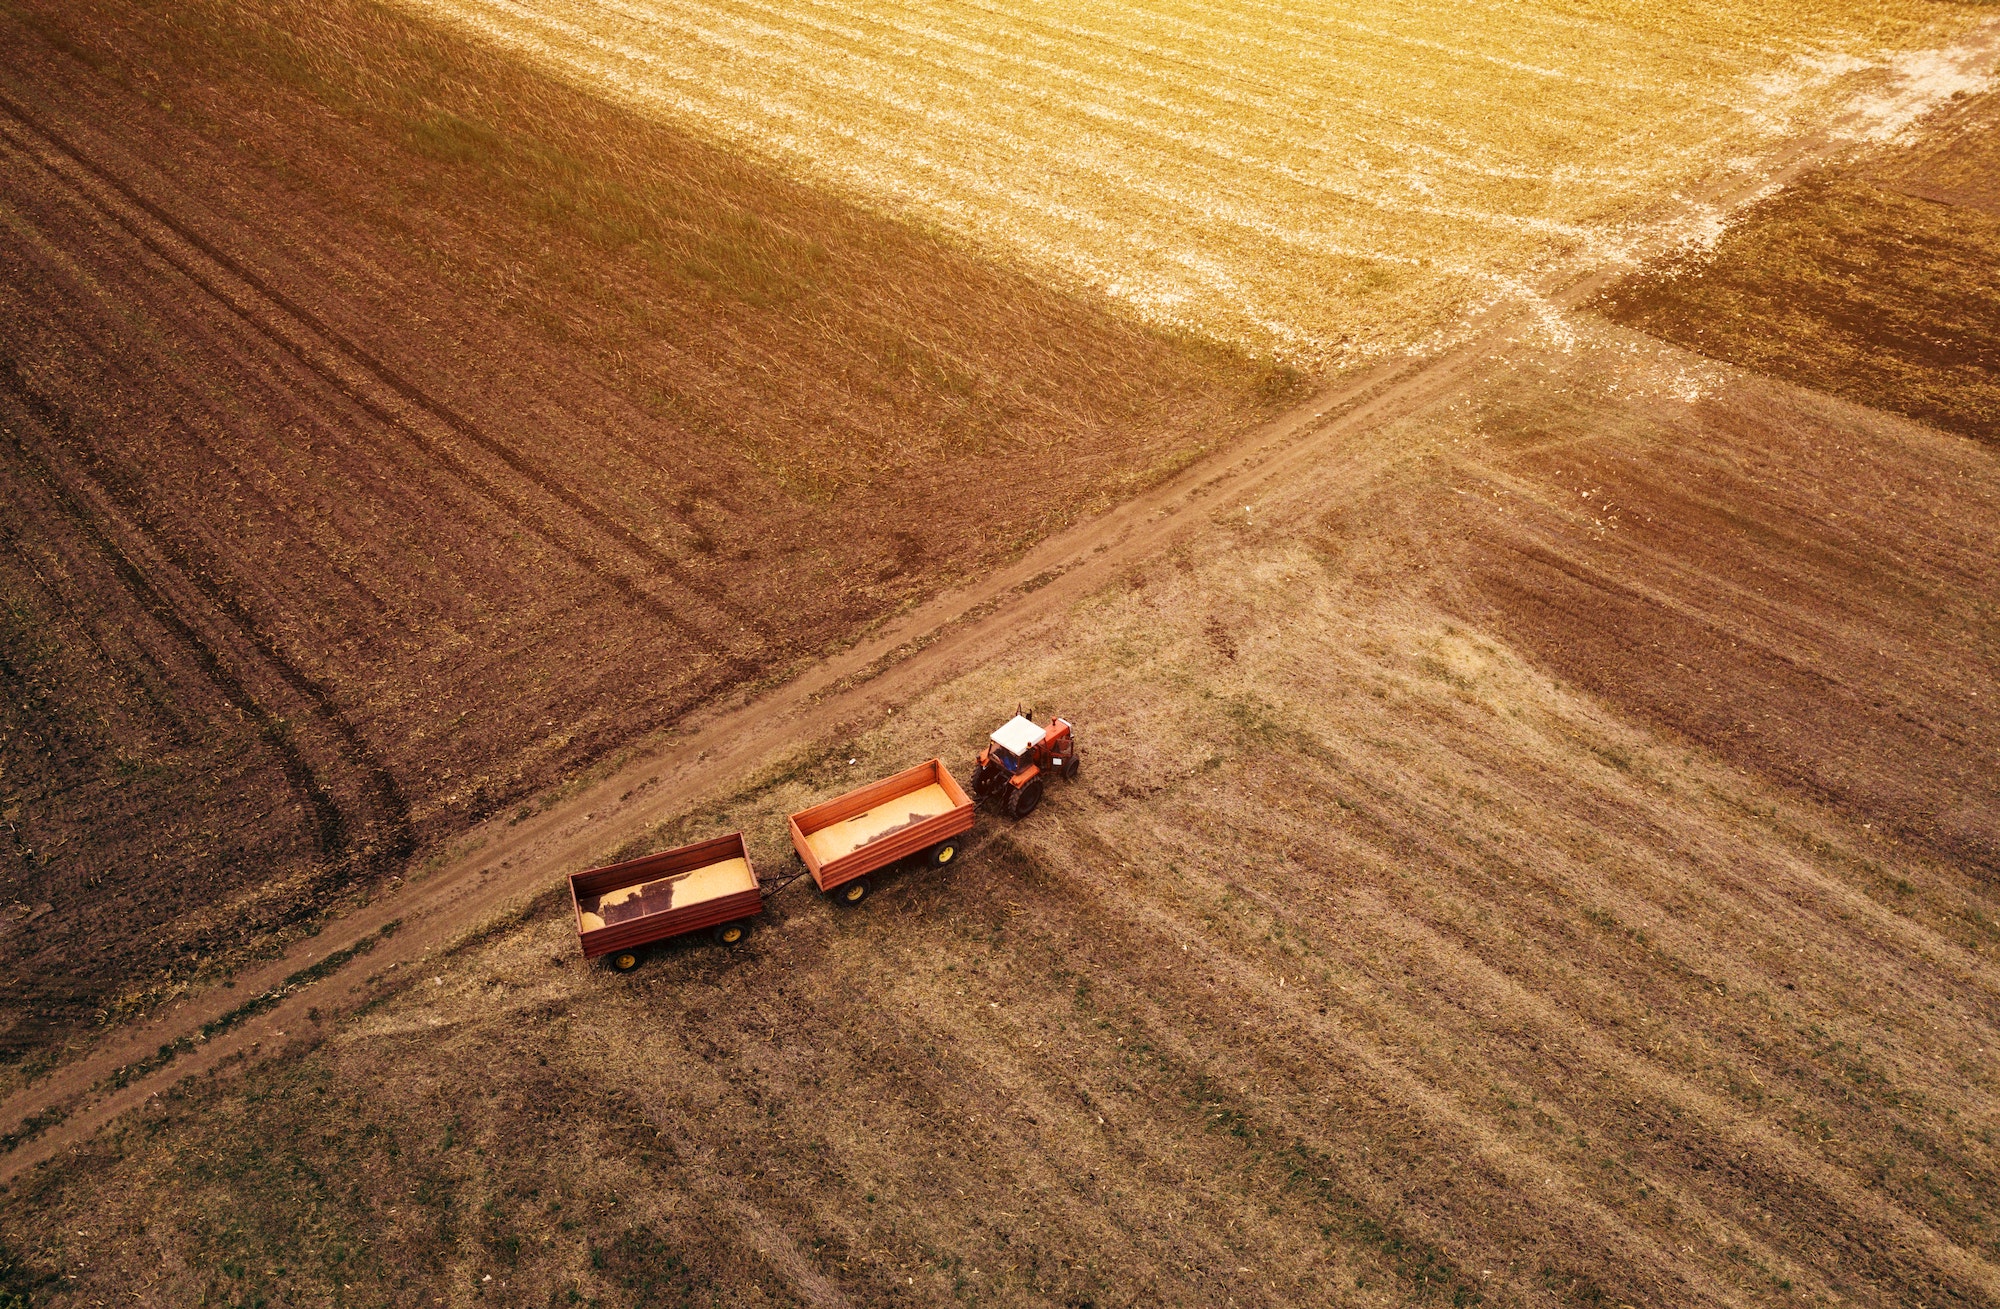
<box><xmin>788</xmin><ymin>758</ymin><xmax>974</xmax><ymax>905</ymax></box>
<box><xmin>569</xmin><ymin>831</ymin><xmax>762</xmax><ymax>970</ymax></box>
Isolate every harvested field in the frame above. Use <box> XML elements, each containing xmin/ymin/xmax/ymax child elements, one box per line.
<box><xmin>1452</xmin><ymin>362</ymin><xmax>2000</xmax><ymax>872</ymax></box>
<box><xmin>0</xmin><ymin>0</ymin><xmax>1287</xmax><ymax>1069</ymax></box>
<box><xmin>4</xmin><ymin>0</ymin><xmax>1999</xmax><ymax>1302</ymax></box>
<box><xmin>1600</xmin><ymin>90</ymin><xmax>2000</xmax><ymax>446</ymax></box>
<box><xmin>5</xmin><ymin>318</ymin><xmax>1996</xmax><ymax>1307</ymax></box>
<box><xmin>1882</xmin><ymin>84</ymin><xmax>2000</xmax><ymax>214</ymax></box>
<box><xmin>402</xmin><ymin>0</ymin><xmax>1989</xmax><ymax>361</ymax></box>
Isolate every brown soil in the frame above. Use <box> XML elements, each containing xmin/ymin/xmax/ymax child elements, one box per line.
<box><xmin>0</xmin><ymin>0</ymin><xmax>1288</xmax><ymax>1066</ymax></box>
<box><xmin>1598</xmin><ymin>92</ymin><xmax>2000</xmax><ymax>446</ymax></box>
<box><xmin>1879</xmin><ymin>86</ymin><xmax>2000</xmax><ymax>215</ymax></box>
<box><xmin>1448</xmin><ymin>369</ymin><xmax>1999</xmax><ymax>874</ymax></box>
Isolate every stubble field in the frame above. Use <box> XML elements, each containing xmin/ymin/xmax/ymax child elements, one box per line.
<box><xmin>2</xmin><ymin>0</ymin><xmax>1998</xmax><ymax>1306</ymax></box>
<box><xmin>404</xmin><ymin>0</ymin><xmax>1990</xmax><ymax>362</ymax></box>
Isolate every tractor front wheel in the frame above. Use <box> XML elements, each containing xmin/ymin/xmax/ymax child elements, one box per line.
<box><xmin>1006</xmin><ymin>776</ymin><xmax>1044</xmax><ymax>820</ymax></box>
<box><xmin>1062</xmin><ymin>752</ymin><xmax>1080</xmax><ymax>781</ymax></box>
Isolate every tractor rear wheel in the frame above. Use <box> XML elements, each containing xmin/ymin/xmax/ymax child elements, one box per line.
<box><xmin>834</xmin><ymin>877</ymin><xmax>871</xmax><ymax>906</ymax></box>
<box><xmin>1006</xmin><ymin>776</ymin><xmax>1044</xmax><ymax>819</ymax></box>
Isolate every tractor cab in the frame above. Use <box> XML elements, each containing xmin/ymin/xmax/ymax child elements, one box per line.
<box><xmin>968</xmin><ymin>711</ymin><xmax>1079</xmax><ymax>819</ymax></box>
<box><xmin>987</xmin><ymin>714</ymin><xmax>1046</xmax><ymax>774</ymax></box>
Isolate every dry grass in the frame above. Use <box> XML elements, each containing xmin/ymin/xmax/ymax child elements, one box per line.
<box><xmin>399</xmin><ymin>0</ymin><xmax>1992</xmax><ymax>363</ymax></box>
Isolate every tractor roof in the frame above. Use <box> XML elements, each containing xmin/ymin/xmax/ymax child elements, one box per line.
<box><xmin>990</xmin><ymin>715</ymin><xmax>1046</xmax><ymax>756</ymax></box>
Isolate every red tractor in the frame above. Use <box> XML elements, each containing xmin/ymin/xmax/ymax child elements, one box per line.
<box><xmin>968</xmin><ymin>711</ymin><xmax>1078</xmax><ymax>819</ymax></box>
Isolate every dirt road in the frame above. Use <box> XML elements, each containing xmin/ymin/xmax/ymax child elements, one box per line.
<box><xmin>0</xmin><ymin>338</ymin><xmax>1414</xmax><ymax>1184</ymax></box>
<box><xmin>4</xmin><ymin>21</ymin><xmax>1994</xmax><ymax>1189</ymax></box>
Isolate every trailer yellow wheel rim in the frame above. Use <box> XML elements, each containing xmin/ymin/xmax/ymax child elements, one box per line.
<box><xmin>842</xmin><ymin>882</ymin><xmax>866</xmax><ymax>902</ymax></box>
<box><xmin>612</xmin><ymin>952</ymin><xmax>639</xmax><ymax>971</ymax></box>
<box><xmin>936</xmin><ymin>845</ymin><xmax>955</xmax><ymax>864</ymax></box>
<box><xmin>719</xmin><ymin>925</ymin><xmax>743</xmax><ymax>944</ymax></box>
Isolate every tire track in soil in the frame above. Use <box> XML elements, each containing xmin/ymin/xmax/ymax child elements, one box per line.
<box><xmin>0</xmin><ymin>94</ymin><xmax>770</xmax><ymax>678</ymax></box>
<box><xmin>3</xmin><ymin>31</ymin><xmax>1984</xmax><ymax>1201</ymax></box>
<box><xmin>1022</xmin><ymin>708</ymin><xmax>2000</xmax><ymax>1299</ymax></box>
<box><xmin>633</xmin><ymin>1105</ymin><xmax>858</xmax><ymax>1309</ymax></box>
<box><xmin>0</xmin><ymin>356</ymin><xmax>416</xmax><ymax>873</ymax></box>
<box><xmin>851</xmin><ymin>847</ymin><xmax>1489</xmax><ymax>1300</ymax></box>
<box><xmin>1027</xmin><ymin>788</ymin><xmax>1737</xmax><ymax>1302</ymax></box>
<box><xmin>0</xmin><ymin>394</ymin><xmax>352</xmax><ymax>864</ymax></box>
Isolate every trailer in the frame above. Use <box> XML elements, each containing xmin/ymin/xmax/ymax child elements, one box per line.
<box><xmin>788</xmin><ymin>758</ymin><xmax>974</xmax><ymax>905</ymax></box>
<box><xmin>569</xmin><ymin>831</ymin><xmax>763</xmax><ymax>970</ymax></box>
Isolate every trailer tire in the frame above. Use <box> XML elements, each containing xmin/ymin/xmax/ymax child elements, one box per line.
<box><xmin>1006</xmin><ymin>776</ymin><xmax>1044</xmax><ymax>819</ymax></box>
<box><xmin>609</xmin><ymin>950</ymin><xmax>641</xmax><ymax>972</ymax></box>
<box><xmin>930</xmin><ymin>840</ymin><xmax>959</xmax><ymax>867</ymax></box>
<box><xmin>714</xmin><ymin>920</ymin><xmax>751</xmax><ymax>947</ymax></box>
<box><xmin>833</xmin><ymin>877</ymin><xmax>871</xmax><ymax>906</ymax></box>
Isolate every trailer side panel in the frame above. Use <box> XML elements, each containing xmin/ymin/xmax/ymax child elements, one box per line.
<box><xmin>788</xmin><ymin>759</ymin><xmax>974</xmax><ymax>892</ymax></box>
<box><xmin>570</xmin><ymin>831</ymin><xmax>762</xmax><ymax>958</ymax></box>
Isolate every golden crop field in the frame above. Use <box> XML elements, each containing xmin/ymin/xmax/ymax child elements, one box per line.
<box><xmin>398</xmin><ymin>0</ymin><xmax>1989</xmax><ymax>364</ymax></box>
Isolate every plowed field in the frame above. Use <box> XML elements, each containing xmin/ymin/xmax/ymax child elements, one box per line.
<box><xmin>0</xmin><ymin>0</ymin><xmax>1287</xmax><ymax>1068</ymax></box>
<box><xmin>1602</xmin><ymin>89</ymin><xmax>2000</xmax><ymax>446</ymax></box>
